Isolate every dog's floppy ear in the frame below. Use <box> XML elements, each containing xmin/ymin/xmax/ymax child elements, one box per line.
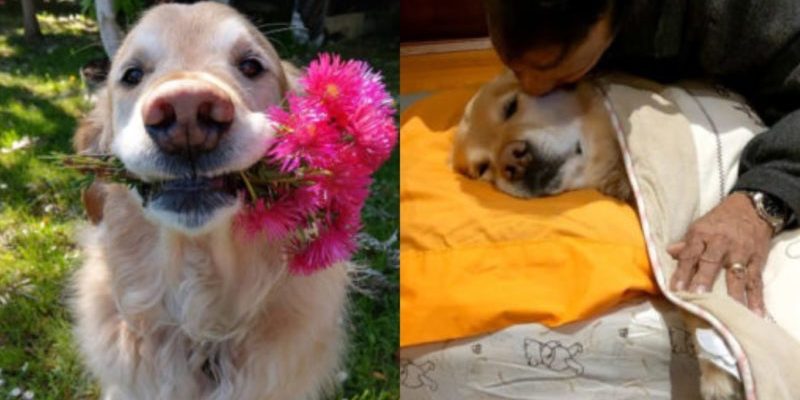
<box><xmin>73</xmin><ymin>88</ymin><xmax>111</xmax><ymax>224</ymax></box>
<box><xmin>73</xmin><ymin>87</ymin><xmax>110</xmax><ymax>154</ymax></box>
<box><xmin>82</xmin><ymin>181</ymin><xmax>107</xmax><ymax>225</ymax></box>
<box><xmin>598</xmin><ymin>158</ymin><xmax>633</xmax><ymax>203</ymax></box>
<box><xmin>280</xmin><ymin>60</ymin><xmax>304</xmax><ymax>95</ymax></box>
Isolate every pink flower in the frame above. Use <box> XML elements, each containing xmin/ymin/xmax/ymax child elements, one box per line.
<box><xmin>289</xmin><ymin>225</ymin><xmax>357</xmax><ymax>275</ymax></box>
<box><xmin>303</xmin><ymin>54</ymin><xmax>396</xmax><ymax>151</ymax></box>
<box><xmin>235</xmin><ymin>198</ymin><xmax>299</xmax><ymax>241</ymax></box>
<box><xmin>303</xmin><ymin>54</ymin><xmax>365</xmax><ymax>113</ymax></box>
<box><xmin>235</xmin><ymin>182</ymin><xmax>328</xmax><ymax>241</ymax></box>
<box><xmin>346</xmin><ymin>104</ymin><xmax>397</xmax><ymax>169</ymax></box>
<box><xmin>238</xmin><ymin>53</ymin><xmax>397</xmax><ymax>275</ymax></box>
<box><xmin>266</xmin><ymin>97</ymin><xmax>339</xmax><ymax>172</ymax></box>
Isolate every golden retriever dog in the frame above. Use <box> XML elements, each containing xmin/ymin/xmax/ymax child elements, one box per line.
<box><xmin>70</xmin><ymin>3</ymin><xmax>348</xmax><ymax>399</ymax></box>
<box><xmin>452</xmin><ymin>71</ymin><xmax>630</xmax><ymax>202</ymax></box>
<box><xmin>453</xmin><ymin>71</ymin><xmax>742</xmax><ymax>400</ymax></box>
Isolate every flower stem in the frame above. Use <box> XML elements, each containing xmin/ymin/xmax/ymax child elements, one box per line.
<box><xmin>240</xmin><ymin>171</ymin><xmax>258</xmax><ymax>203</ymax></box>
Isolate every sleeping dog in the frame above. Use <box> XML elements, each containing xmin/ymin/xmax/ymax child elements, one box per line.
<box><xmin>452</xmin><ymin>71</ymin><xmax>630</xmax><ymax>202</ymax></box>
<box><xmin>71</xmin><ymin>3</ymin><xmax>347</xmax><ymax>399</ymax></box>
<box><xmin>453</xmin><ymin>70</ymin><xmax>742</xmax><ymax>400</ymax></box>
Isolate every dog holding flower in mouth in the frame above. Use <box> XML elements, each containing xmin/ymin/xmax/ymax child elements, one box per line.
<box><xmin>69</xmin><ymin>2</ymin><xmax>396</xmax><ymax>399</ymax></box>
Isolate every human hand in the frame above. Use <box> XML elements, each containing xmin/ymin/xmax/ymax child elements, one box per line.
<box><xmin>668</xmin><ymin>193</ymin><xmax>772</xmax><ymax>316</ymax></box>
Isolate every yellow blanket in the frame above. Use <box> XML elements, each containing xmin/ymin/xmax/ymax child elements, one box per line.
<box><xmin>400</xmin><ymin>87</ymin><xmax>658</xmax><ymax>347</ymax></box>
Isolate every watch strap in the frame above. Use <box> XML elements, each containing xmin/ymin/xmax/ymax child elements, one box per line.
<box><xmin>740</xmin><ymin>190</ymin><xmax>789</xmax><ymax>235</ymax></box>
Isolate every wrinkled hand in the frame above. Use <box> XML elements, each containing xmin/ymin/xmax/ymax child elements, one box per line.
<box><xmin>668</xmin><ymin>193</ymin><xmax>772</xmax><ymax>316</ymax></box>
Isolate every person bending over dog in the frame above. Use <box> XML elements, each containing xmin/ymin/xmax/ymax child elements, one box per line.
<box><xmin>483</xmin><ymin>0</ymin><xmax>800</xmax><ymax>316</ymax></box>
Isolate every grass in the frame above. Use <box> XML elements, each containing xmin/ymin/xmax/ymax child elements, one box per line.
<box><xmin>0</xmin><ymin>4</ymin><xmax>398</xmax><ymax>400</ymax></box>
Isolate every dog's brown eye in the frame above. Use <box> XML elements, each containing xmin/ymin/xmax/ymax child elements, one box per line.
<box><xmin>476</xmin><ymin>162</ymin><xmax>490</xmax><ymax>177</ymax></box>
<box><xmin>238</xmin><ymin>58</ymin><xmax>264</xmax><ymax>78</ymax></box>
<box><xmin>121</xmin><ymin>67</ymin><xmax>144</xmax><ymax>86</ymax></box>
<box><xmin>575</xmin><ymin>142</ymin><xmax>583</xmax><ymax>155</ymax></box>
<box><xmin>503</xmin><ymin>96</ymin><xmax>518</xmax><ymax>120</ymax></box>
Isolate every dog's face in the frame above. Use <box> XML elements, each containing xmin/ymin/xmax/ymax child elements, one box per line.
<box><xmin>76</xmin><ymin>2</ymin><xmax>288</xmax><ymax>232</ymax></box>
<box><xmin>453</xmin><ymin>71</ymin><xmax>625</xmax><ymax>199</ymax></box>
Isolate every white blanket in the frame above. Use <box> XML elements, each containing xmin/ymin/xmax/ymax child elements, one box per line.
<box><xmin>600</xmin><ymin>75</ymin><xmax>800</xmax><ymax>400</ymax></box>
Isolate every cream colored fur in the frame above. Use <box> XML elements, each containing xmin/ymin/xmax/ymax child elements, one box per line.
<box><xmin>73</xmin><ymin>187</ymin><xmax>348</xmax><ymax>400</ymax></box>
<box><xmin>70</xmin><ymin>3</ymin><xmax>350</xmax><ymax>399</ymax></box>
<box><xmin>453</xmin><ymin>71</ymin><xmax>630</xmax><ymax>201</ymax></box>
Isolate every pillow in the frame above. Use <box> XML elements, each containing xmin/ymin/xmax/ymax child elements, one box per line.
<box><xmin>400</xmin><ymin>87</ymin><xmax>658</xmax><ymax>347</ymax></box>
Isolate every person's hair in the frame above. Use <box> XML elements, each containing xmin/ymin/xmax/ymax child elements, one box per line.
<box><xmin>483</xmin><ymin>0</ymin><xmax>627</xmax><ymax>67</ymax></box>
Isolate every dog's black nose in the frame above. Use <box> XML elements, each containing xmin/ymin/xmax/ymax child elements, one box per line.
<box><xmin>522</xmin><ymin>158</ymin><xmax>562</xmax><ymax>194</ymax></box>
<box><xmin>142</xmin><ymin>79</ymin><xmax>234</xmax><ymax>157</ymax></box>
<box><xmin>499</xmin><ymin>140</ymin><xmax>532</xmax><ymax>181</ymax></box>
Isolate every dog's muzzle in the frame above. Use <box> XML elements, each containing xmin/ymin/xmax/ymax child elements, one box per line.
<box><xmin>139</xmin><ymin>173</ymin><xmax>243</xmax><ymax>230</ymax></box>
<box><xmin>499</xmin><ymin>140</ymin><xmax>564</xmax><ymax>195</ymax></box>
<box><xmin>135</xmin><ymin>79</ymin><xmax>247</xmax><ymax>229</ymax></box>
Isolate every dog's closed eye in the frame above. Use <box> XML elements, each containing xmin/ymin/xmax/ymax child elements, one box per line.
<box><xmin>475</xmin><ymin>161</ymin><xmax>490</xmax><ymax>177</ymax></box>
<box><xmin>503</xmin><ymin>95</ymin><xmax>518</xmax><ymax>121</ymax></box>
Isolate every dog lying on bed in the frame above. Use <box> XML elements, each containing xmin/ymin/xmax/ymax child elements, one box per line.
<box><xmin>452</xmin><ymin>71</ymin><xmax>630</xmax><ymax>203</ymax></box>
<box><xmin>453</xmin><ymin>70</ymin><xmax>742</xmax><ymax>400</ymax></box>
<box><xmin>71</xmin><ymin>3</ymin><xmax>348</xmax><ymax>399</ymax></box>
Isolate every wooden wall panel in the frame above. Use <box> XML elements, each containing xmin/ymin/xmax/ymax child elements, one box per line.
<box><xmin>400</xmin><ymin>0</ymin><xmax>487</xmax><ymax>42</ymax></box>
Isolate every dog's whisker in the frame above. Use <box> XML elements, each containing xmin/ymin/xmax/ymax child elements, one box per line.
<box><xmin>268</xmin><ymin>39</ymin><xmax>289</xmax><ymax>54</ymax></box>
<box><xmin>262</xmin><ymin>27</ymin><xmax>309</xmax><ymax>37</ymax></box>
<box><xmin>256</xmin><ymin>22</ymin><xmax>294</xmax><ymax>28</ymax></box>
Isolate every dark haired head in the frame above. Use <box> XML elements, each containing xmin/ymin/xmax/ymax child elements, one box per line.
<box><xmin>484</xmin><ymin>0</ymin><xmax>624</xmax><ymax>67</ymax></box>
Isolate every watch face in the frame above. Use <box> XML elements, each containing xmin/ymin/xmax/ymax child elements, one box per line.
<box><xmin>761</xmin><ymin>193</ymin><xmax>788</xmax><ymax>220</ymax></box>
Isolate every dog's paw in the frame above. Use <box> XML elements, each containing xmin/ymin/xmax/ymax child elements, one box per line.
<box><xmin>698</xmin><ymin>358</ymin><xmax>743</xmax><ymax>400</ymax></box>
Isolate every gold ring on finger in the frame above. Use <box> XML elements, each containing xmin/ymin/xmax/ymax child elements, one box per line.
<box><xmin>728</xmin><ymin>262</ymin><xmax>747</xmax><ymax>275</ymax></box>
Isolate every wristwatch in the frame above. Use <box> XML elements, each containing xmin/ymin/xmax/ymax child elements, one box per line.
<box><xmin>739</xmin><ymin>191</ymin><xmax>795</xmax><ymax>235</ymax></box>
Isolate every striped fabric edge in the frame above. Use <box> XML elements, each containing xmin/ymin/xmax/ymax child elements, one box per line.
<box><xmin>592</xmin><ymin>80</ymin><xmax>757</xmax><ymax>400</ymax></box>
